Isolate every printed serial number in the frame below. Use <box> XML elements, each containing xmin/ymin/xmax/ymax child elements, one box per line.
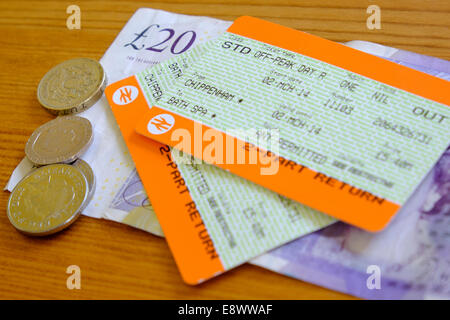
<box><xmin>372</xmin><ymin>117</ymin><xmax>432</xmax><ymax>145</ymax></box>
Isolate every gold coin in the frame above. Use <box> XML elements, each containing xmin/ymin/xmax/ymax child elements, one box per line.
<box><xmin>37</xmin><ymin>58</ymin><xmax>107</xmax><ymax>115</ymax></box>
<box><xmin>7</xmin><ymin>164</ymin><xmax>89</xmax><ymax>236</ymax></box>
<box><xmin>25</xmin><ymin>116</ymin><xmax>93</xmax><ymax>166</ymax></box>
<box><xmin>72</xmin><ymin>159</ymin><xmax>96</xmax><ymax>209</ymax></box>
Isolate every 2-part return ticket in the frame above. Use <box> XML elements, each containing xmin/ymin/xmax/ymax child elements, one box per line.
<box><xmin>106</xmin><ymin>17</ymin><xmax>450</xmax><ymax>283</ymax></box>
<box><xmin>106</xmin><ymin>42</ymin><xmax>334</xmax><ymax>284</ymax></box>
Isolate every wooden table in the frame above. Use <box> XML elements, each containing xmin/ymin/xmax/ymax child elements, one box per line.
<box><xmin>0</xmin><ymin>0</ymin><xmax>448</xmax><ymax>300</ymax></box>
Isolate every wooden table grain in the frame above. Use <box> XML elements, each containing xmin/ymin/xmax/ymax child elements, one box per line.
<box><xmin>0</xmin><ymin>0</ymin><xmax>448</xmax><ymax>300</ymax></box>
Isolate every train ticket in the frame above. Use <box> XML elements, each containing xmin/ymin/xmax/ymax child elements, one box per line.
<box><xmin>105</xmin><ymin>42</ymin><xmax>334</xmax><ymax>284</ymax></box>
<box><xmin>133</xmin><ymin>16</ymin><xmax>450</xmax><ymax>232</ymax></box>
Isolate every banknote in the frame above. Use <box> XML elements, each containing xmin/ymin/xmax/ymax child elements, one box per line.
<box><xmin>252</xmin><ymin>46</ymin><xmax>450</xmax><ymax>299</ymax></box>
<box><xmin>345</xmin><ymin>40</ymin><xmax>450</xmax><ymax>80</ymax></box>
<box><xmin>105</xmin><ymin>168</ymin><xmax>163</xmax><ymax>236</ymax></box>
<box><xmin>5</xmin><ymin>8</ymin><xmax>231</xmax><ymax>232</ymax></box>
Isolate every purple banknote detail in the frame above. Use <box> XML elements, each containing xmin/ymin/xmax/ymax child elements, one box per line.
<box><xmin>388</xmin><ymin>50</ymin><xmax>450</xmax><ymax>79</ymax></box>
<box><xmin>253</xmin><ymin>54</ymin><xmax>450</xmax><ymax>299</ymax></box>
<box><xmin>110</xmin><ymin>169</ymin><xmax>151</xmax><ymax>212</ymax></box>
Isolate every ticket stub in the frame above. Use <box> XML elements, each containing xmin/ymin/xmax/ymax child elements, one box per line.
<box><xmin>133</xmin><ymin>16</ymin><xmax>450</xmax><ymax>232</ymax></box>
<box><xmin>105</xmin><ymin>43</ymin><xmax>334</xmax><ymax>284</ymax></box>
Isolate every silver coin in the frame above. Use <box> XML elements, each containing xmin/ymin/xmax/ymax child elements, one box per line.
<box><xmin>72</xmin><ymin>159</ymin><xmax>96</xmax><ymax>210</ymax></box>
<box><xmin>37</xmin><ymin>58</ymin><xmax>107</xmax><ymax>115</ymax></box>
<box><xmin>25</xmin><ymin>116</ymin><xmax>93</xmax><ymax>166</ymax></box>
<box><xmin>7</xmin><ymin>164</ymin><xmax>89</xmax><ymax>236</ymax></box>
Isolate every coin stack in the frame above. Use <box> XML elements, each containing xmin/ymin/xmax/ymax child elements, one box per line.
<box><xmin>7</xmin><ymin>58</ymin><xmax>106</xmax><ymax>236</ymax></box>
